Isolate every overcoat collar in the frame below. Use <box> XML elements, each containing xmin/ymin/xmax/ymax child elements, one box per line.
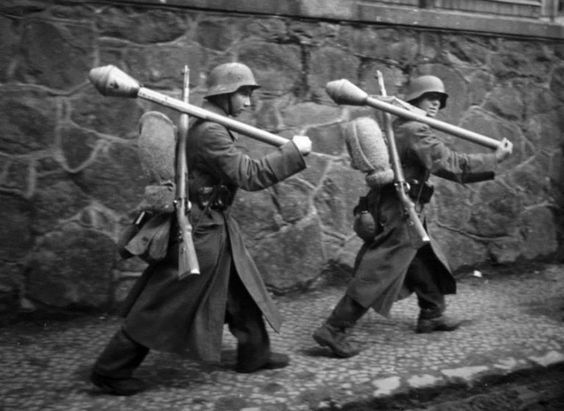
<box><xmin>200</xmin><ymin>100</ymin><xmax>239</xmax><ymax>141</ymax></box>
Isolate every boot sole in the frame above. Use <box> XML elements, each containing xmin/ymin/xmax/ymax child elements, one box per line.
<box><xmin>90</xmin><ymin>373</ymin><xmax>145</xmax><ymax>396</ymax></box>
<box><xmin>417</xmin><ymin>326</ymin><xmax>460</xmax><ymax>333</ymax></box>
<box><xmin>235</xmin><ymin>360</ymin><xmax>290</xmax><ymax>373</ymax></box>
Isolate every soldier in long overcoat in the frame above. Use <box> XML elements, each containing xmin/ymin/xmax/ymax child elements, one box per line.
<box><xmin>90</xmin><ymin>62</ymin><xmax>312</xmax><ymax>395</ymax></box>
<box><xmin>313</xmin><ymin>75</ymin><xmax>513</xmax><ymax>358</ymax></box>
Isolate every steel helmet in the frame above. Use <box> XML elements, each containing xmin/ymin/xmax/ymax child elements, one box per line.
<box><xmin>404</xmin><ymin>75</ymin><xmax>448</xmax><ymax>109</ymax></box>
<box><xmin>204</xmin><ymin>62</ymin><xmax>260</xmax><ymax>98</ymax></box>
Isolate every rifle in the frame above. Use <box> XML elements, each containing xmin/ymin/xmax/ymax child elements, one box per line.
<box><xmin>376</xmin><ymin>71</ymin><xmax>430</xmax><ymax>248</ymax></box>
<box><xmin>176</xmin><ymin>66</ymin><xmax>200</xmax><ymax>278</ymax></box>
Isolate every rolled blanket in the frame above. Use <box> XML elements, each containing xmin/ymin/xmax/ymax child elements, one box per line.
<box><xmin>343</xmin><ymin>116</ymin><xmax>394</xmax><ymax>188</ymax></box>
<box><xmin>137</xmin><ymin>111</ymin><xmax>176</xmax><ymax>184</ymax></box>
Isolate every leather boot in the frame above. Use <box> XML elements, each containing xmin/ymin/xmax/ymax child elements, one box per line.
<box><xmin>90</xmin><ymin>372</ymin><xmax>146</xmax><ymax>396</ymax></box>
<box><xmin>91</xmin><ymin>328</ymin><xmax>149</xmax><ymax>395</ymax></box>
<box><xmin>235</xmin><ymin>352</ymin><xmax>290</xmax><ymax>373</ymax></box>
<box><xmin>313</xmin><ymin>323</ymin><xmax>360</xmax><ymax>358</ymax></box>
<box><xmin>416</xmin><ymin>309</ymin><xmax>462</xmax><ymax>333</ymax></box>
<box><xmin>313</xmin><ymin>295</ymin><xmax>366</xmax><ymax>358</ymax></box>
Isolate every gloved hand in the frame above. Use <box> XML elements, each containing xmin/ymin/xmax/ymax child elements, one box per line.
<box><xmin>495</xmin><ymin>138</ymin><xmax>513</xmax><ymax>162</ymax></box>
<box><xmin>292</xmin><ymin>135</ymin><xmax>312</xmax><ymax>156</ymax></box>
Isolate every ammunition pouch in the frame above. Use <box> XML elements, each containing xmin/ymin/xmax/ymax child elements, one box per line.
<box><xmin>117</xmin><ymin>211</ymin><xmax>172</xmax><ymax>263</ymax></box>
<box><xmin>117</xmin><ymin>214</ymin><xmax>146</xmax><ymax>259</ymax></box>
<box><xmin>353</xmin><ymin>196</ymin><xmax>377</xmax><ymax>241</ymax></box>
<box><xmin>407</xmin><ymin>180</ymin><xmax>434</xmax><ymax>204</ymax></box>
<box><xmin>195</xmin><ymin>185</ymin><xmax>234</xmax><ymax>211</ymax></box>
<box><xmin>137</xmin><ymin>183</ymin><xmax>175</xmax><ymax>214</ymax></box>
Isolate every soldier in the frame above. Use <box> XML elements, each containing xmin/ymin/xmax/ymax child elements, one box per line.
<box><xmin>90</xmin><ymin>62</ymin><xmax>312</xmax><ymax>395</ymax></box>
<box><xmin>313</xmin><ymin>74</ymin><xmax>513</xmax><ymax>358</ymax></box>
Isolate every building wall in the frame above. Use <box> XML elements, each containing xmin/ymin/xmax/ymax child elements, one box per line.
<box><xmin>0</xmin><ymin>0</ymin><xmax>563</xmax><ymax>320</ymax></box>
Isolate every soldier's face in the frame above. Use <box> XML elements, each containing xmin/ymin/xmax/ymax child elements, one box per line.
<box><xmin>417</xmin><ymin>93</ymin><xmax>442</xmax><ymax>118</ymax></box>
<box><xmin>229</xmin><ymin>87</ymin><xmax>253</xmax><ymax>117</ymax></box>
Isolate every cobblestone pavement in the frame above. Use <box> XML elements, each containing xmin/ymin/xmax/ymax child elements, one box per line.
<box><xmin>1</xmin><ymin>263</ymin><xmax>563</xmax><ymax>411</ymax></box>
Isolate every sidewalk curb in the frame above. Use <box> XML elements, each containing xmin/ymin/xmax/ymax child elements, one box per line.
<box><xmin>316</xmin><ymin>350</ymin><xmax>564</xmax><ymax>410</ymax></box>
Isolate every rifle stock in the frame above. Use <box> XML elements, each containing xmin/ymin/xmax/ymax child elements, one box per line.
<box><xmin>396</xmin><ymin>182</ymin><xmax>430</xmax><ymax>249</ymax></box>
<box><xmin>177</xmin><ymin>66</ymin><xmax>200</xmax><ymax>278</ymax></box>
<box><xmin>377</xmin><ymin>71</ymin><xmax>430</xmax><ymax>248</ymax></box>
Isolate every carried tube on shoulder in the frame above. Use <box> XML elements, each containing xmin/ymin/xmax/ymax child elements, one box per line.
<box><xmin>89</xmin><ymin>65</ymin><xmax>289</xmax><ymax>147</ymax></box>
<box><xmin>326</xmin><ymin>78</ymin><xmax>502</xmax><ymax>150</ymax></box>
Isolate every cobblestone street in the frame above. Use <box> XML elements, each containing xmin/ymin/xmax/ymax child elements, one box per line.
<box><xmin>1</xmin><ymin>263</ymin><xmax>563</xmax><ymax>410</ymax></box>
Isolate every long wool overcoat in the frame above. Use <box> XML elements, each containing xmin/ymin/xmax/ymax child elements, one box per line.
<box><xmin>121</xmin><ymin>101</ymin><xmax>306</xmax><ymax>363</ymax></box>
<box><xmin>346</xmin><ymin>117</ymin><xmax>499</xmax><ymax>316</ymax></box>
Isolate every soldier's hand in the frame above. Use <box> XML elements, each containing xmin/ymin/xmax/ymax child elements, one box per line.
<box><xmin>495</xmin><ymin>138</ymin><xmax>513</xmax><ymax>162</ymax></box>
<box><xmin>292</xmin><ymin>135</ymin><xmax>312</xmax><ymax>156</ymax></box>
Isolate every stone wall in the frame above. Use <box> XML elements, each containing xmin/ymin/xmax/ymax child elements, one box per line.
<box><xmin>1</xmin><ymin>0</ymin><xmax>563</xmax><ymax>320</ymax></box>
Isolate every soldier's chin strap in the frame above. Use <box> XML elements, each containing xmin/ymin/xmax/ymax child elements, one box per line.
<box><xmin>227</xmin><ymin>94</ymin><xmax>234</xmax><ymax>116</ymax></box>
<box><xmin>206</xmin><ymin>94</ymin><xmax>232</xmax><ymax>116</ymax></box>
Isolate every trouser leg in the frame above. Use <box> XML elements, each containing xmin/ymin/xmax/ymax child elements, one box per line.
<box><xmin>92</xmin><ymin>327</ymin><xmax>149</xmax><ymax>379</ymax></box>
<box><xmin>404</xmin><ymin>249</ymin><xmax>462</xmax><ymax>333</ymax></box>
<box><xmin>225</xmin><ymin>272</ymin><xmax>271</xmax><ymax>372</ymax></box>
<box><xmin>404</xmin><ymin>253</ymin><xmax>445</xmax><ymax>318</ymax></box>
<box><xmin>313</xmin><ymin>294</ymin><xmax>367</xmax><ymax>358</ymax></box>
<box><xmin>326</xmin><ymin>294</ymin><xmax>368</xmax><ymax>329</ymax></box>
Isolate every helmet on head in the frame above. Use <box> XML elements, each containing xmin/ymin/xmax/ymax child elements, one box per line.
<box><xmin>204</xmin><ymin>62</ymin><xmax>260</xmax><ymax>98</ymax></box>
<box><xmin>404</xmin><ymin>75</ymin><xmax>448</xmax><ymax>109</ymax></box>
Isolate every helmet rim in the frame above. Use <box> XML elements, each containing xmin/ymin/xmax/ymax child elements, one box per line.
<box><xmin>405</xmin><ymin>75</ymin><xmax>448</xmax><ymax>109</ymax></box>
<box><xmin>204</xmin><ymin>62</ymin><xmax>260</xmax><ymax>98</ymax></box>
